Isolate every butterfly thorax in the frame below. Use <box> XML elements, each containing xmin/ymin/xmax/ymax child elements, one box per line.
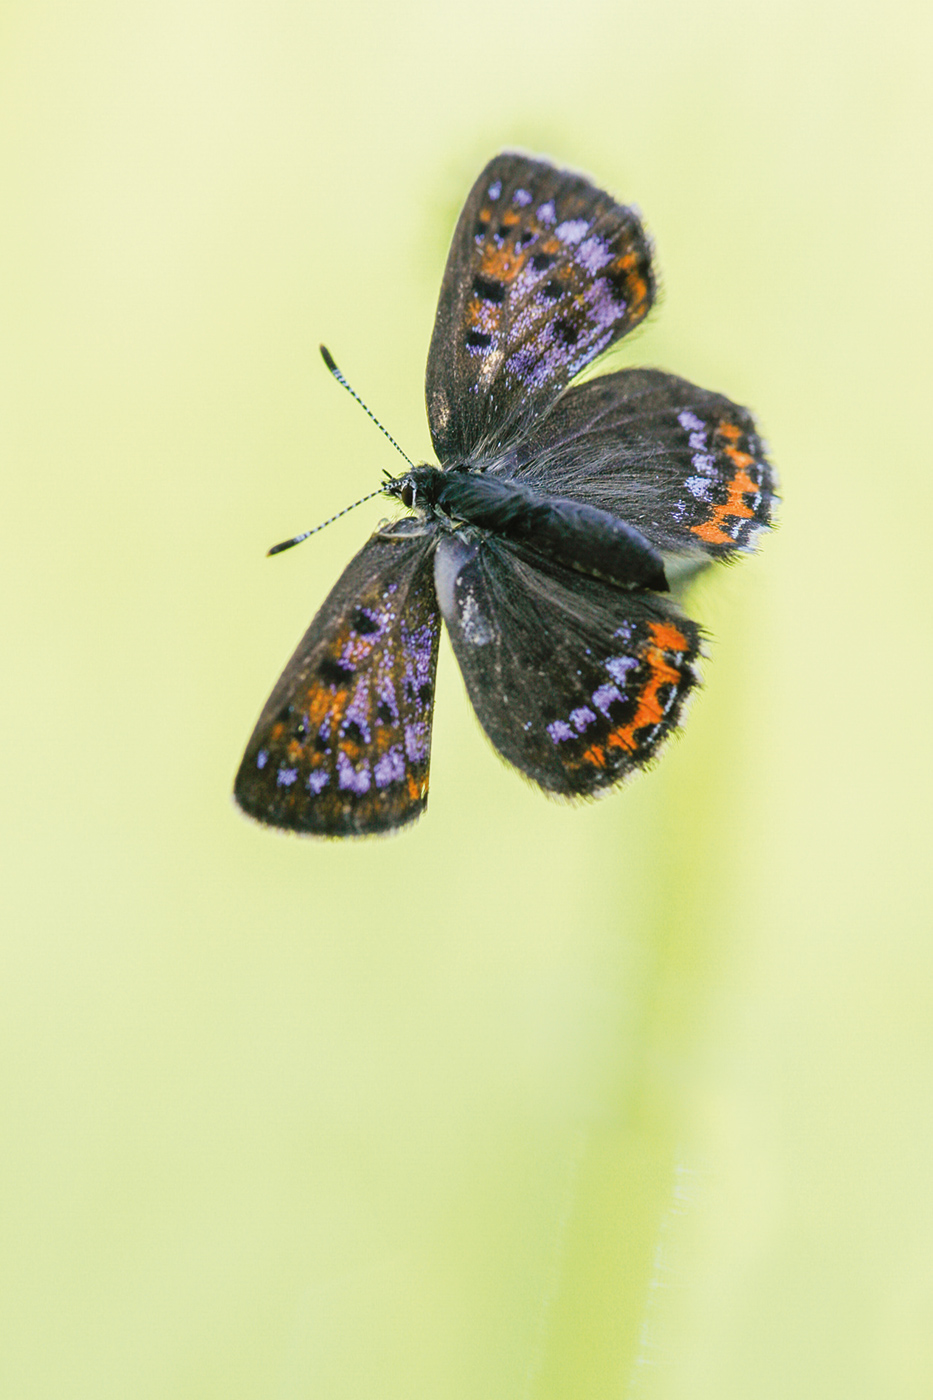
<box><xmin>386</xmin><ymin>464</ymin><xmax>668</xmax><ymax>593</ymax></box>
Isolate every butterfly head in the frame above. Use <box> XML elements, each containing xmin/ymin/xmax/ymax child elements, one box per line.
<box><xmin>384</xmin><ymin>465</ymin><xmax>447</xmax><ymax>515</ymax></box>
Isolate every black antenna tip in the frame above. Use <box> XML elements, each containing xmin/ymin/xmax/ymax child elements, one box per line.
<box><xmin>319</xmin><ymin>344</ymin><xmax>337</xmax><ymax>373</ymax></box>
<box><xmin>267</xmin><ymin>537</ymin><xmax>300</xmax><ymax>557</ymax></box>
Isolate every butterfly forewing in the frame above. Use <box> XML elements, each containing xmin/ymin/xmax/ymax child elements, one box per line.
<box><xmin>434</xmin><ymin>535</ymin><xmax>702</xmax><ymax>796</ymax></box>
<box><xmin>235</xmin><ymin>527</ymin><xmax>441</xmax><ymax>836</ymax></box>
<box><xmin>494</xmin><ymin>368</ymin><xmax>778</xmax><ymax>558</ymax></box>
<box><xmin>426</xmin><ymin>153</ymin><xmax>655</xmax><ymax>464</ymax></box>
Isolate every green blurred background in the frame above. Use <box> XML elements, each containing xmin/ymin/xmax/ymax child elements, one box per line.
<box><xmin>2</xmin><ymin>0</ymin><xmax>931</xmax><ymax>1395</ymax></box>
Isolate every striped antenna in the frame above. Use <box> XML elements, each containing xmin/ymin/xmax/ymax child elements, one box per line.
<box><xmin>266</xmin><ymin>348</ymin><xmax>412</xmax><ymax>557</ymax></box>
<box><xmin>267</xmin><ymin>485</ymin><xmax>388</xmax><ymax>556</ymax></box>
<box><xmin>319</xmin><ymin>345</ymin><xmax>414</xmax><ymax>468</ymax></box>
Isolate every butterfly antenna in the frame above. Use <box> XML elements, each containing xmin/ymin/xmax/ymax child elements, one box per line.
<box><xmin>319</xmin><ymin>344</ymin><xmax>414</xmax><ymax>469</ymax></box>
<box><xmin>267</xmin><ymin>485</ymin><xmax>388</xmax><ymax>556</ymax></box>
<box><xmin>266</xmin><ymin>347</ymin><xmax>415</xmax><ymax>557</ymax></box>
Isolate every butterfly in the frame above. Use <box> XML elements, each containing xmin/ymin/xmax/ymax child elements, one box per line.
<box><xmin>234</xmin><ymin>152</ymin><xmax>777</xmax><ymax>836</ymax></box>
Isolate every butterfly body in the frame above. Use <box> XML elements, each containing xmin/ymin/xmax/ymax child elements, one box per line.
<box><xmin>389</xmin><ymin>466</ymin><xmax>669</xmax><ymax>592</ymax></box>
<box><xmin>234</xmin><ymin>153</ymin><xmax>777</xmax><ymax>836</ymax></box>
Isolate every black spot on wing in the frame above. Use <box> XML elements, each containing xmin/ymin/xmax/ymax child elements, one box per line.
<box><xmin>473</xmin><ymin>275</ymin><xmax>505</xmax><ymax>304</ymax></box>
<box><xmin>350</xmin><ymin>607</ymin><xmax>380</xmax><ymax>635</ymax></box>
<box><xmin>318</xmin><ymin>656</ymin><xmax>354</xmax><ymax>686</ymax></box>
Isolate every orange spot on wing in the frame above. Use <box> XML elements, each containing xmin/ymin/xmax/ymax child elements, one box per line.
<box><xmin>581</xmin><ymin>742</ymin><xmax>606</xmax><ymax>768</ymax></box>
<box><xmin>601</xmin><ymin>622</ymin><xmax>685</xmax><ymax>757</ymax></box>
<box><xmin>609</xmin><ymin>252</ymin><xmax>648</xmax><ymax>317</ymax></box>
<box><xmin>480</xmin><ymin>244</ymin><xmax>530</xmax><ymax>282</ymax></box>
<box><xmin>306</xmin><ymin>687</ymin><xmax>342</xmax><ymax>729</ymax></box>
<box><xmin>690</xmin><ymin>420</ymin><xmax>759</xmax><ymax>547</ymax></box>
<box><xmin>467</xmin><ymin>299</ymin><xmax>501</xmax><ymax>331</ymax></box>
<box><xmin>370</xmin><ymin>726</ymin><xmax>397</xmax><ymax>758</ymax></box>
<box><xmin>649</xmin><ymin>621</ymin><xmax>688</xmax><ymax>654</ymax></box>
<box><xmin>629</xmin><ymin>275</ymin><xmax>648</xmax><ymax>312</ymax></box>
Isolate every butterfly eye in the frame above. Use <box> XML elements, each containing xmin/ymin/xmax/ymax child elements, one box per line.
<box><xmin>400</xmin><ymin>481</ymin><xmax>415</xmax><ymax>508</ymax></box>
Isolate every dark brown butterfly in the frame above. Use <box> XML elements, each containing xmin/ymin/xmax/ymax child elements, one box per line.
<box><xmin>234</xmin><ymin>153</ymin><xmax>776</xmax><ymax>836</ymax></box>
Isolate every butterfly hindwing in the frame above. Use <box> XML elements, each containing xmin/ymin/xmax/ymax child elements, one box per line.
<box><xmin>492</xmin><ymin>368</ymin><xmax>778</xmax><ymax>558</ymax></box>
<box><xmin>434</xmin><ymin>534</ymin><xmax>702</xmax><ymax>796</ymax></box>
<box><xmin>426</xmin><ymin>153</ymin><xmax>655</xmax><ymax>464</ymax></box>
<box><xmin>234</xmin><ymin>526</ymin><xmax>441</xmax><ymax>836</ymax></box>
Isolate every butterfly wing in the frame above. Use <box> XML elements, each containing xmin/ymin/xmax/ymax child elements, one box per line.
<box><xmin>489</xmin><ymin>367</ymin><xmax>777</xmax><ymax>558</ymax></box>
<box><xmin>434</xmin><ymin>534</ymin><xmax>702</xmax><ymax>796</ymax></box>
<box><xmin>234</xmin><ymin>525</ymin><xmax>441</xmax><ymax>836</ymax></box>
<box><xmin>425</xmin><ymin>153</ymin><xmax>655</xmax><ymax>464</ymax></box>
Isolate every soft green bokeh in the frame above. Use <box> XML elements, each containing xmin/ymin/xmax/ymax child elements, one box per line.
<box><xmin>2</xmin><ymin>1</ymin><xmax>931</xmax><ymax>1395</ymax></box>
